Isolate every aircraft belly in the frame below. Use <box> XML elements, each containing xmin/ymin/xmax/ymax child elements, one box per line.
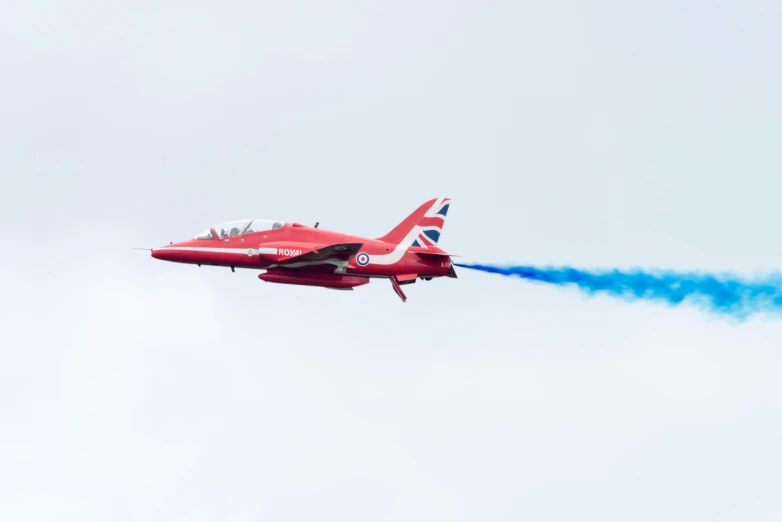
<box><xmin>258</xmin><ymin>270</ymin><xmax>369</xmax><ymax>289</ymax></box>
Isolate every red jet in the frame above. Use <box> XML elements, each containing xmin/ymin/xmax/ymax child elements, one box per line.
<box><xmin>148</xmin><ymin>197</ymin><xmax>456</xmax><ymax>302</ymax></box>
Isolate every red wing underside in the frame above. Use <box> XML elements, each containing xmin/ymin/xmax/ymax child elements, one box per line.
<box><xmin>260</xmin><ymin>242</ymin><xmax>368</xmax><ymax>290</ymax></box>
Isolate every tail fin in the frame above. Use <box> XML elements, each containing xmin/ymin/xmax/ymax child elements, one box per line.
<box><xmin>377</xmin><ymin>197</ymin><xmax>451</xmax><ymax>248</ymax></box>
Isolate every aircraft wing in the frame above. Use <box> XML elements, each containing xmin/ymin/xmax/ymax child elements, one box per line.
<box><xmin>276</xmin><ymin>242</ymin><xmax>364</xmax><ymax>265</ymax></box>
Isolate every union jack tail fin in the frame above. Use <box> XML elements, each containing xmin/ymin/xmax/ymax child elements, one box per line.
<box><xmin>377</xmin><ymin>197</ymin><xmax>450</xmax><ymax>248</ymax></box>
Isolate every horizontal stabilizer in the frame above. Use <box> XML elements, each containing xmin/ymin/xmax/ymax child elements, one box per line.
<box><xmin>414</xmin><ymin>251</ymin><xmax>459</xmax><ymax>259</ymax></box>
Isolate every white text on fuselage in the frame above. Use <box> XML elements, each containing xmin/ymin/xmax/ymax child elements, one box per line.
<box><xmin>277</xmin><ymin>248</ymin><xmax>302</xmax><ymax>257</ymax></box>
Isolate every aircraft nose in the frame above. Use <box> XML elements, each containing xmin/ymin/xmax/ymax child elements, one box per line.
<box><xmin>150</xmin><ymin>246</ymin><xmax>170</xmax><ymax>260</ymax></box>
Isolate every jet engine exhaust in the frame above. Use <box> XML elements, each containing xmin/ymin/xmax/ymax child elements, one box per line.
<box><xmin>454</xmin><ymin>262</ymin><xmax>782</xmax><ymax>320</ymax></box>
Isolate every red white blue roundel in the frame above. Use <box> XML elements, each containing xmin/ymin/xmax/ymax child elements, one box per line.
<box><xmin>356</xmin><ymin>252</ymin><xmax>370</xmax><ymax>266</ymax></box>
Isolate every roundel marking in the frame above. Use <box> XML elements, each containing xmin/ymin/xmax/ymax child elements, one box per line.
<box><xmin>247</xmin><ymin>249</ymin><xmax>253</xmax><ymax>256</ymax></box>
<box><xmin>356</xmin><ymin>252</ymin><xmax>370</xmax><ymax>266</ymax></box>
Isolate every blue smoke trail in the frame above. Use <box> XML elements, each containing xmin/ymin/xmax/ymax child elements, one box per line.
<box><xmin>453</xmin><ymin>262</ymin><xmax>782</xmax><ymax>320</ymax></box>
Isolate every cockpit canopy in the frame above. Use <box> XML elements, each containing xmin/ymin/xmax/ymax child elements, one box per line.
<box><xmin>193</xmin><ymin>219</ymin><xmax>284</xmax><ymax>240</ymax></box>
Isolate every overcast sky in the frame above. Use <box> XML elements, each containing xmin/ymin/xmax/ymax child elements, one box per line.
<box><xmin>2</xmin><ymin>1</ymin><xmax>782</xmax><ymax>521</ymax></box>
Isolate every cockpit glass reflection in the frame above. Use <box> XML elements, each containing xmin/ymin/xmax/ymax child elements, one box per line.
<box><xmin>192</xmin><ymin>219</ymin><xmax>284</xmax><ymax>239</ymax></box>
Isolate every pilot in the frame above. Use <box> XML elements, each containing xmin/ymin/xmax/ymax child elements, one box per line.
<box><xmin>230</xmin><ymin>227</ymin><xmax>240</xmax><ymax>236</ymax></box>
